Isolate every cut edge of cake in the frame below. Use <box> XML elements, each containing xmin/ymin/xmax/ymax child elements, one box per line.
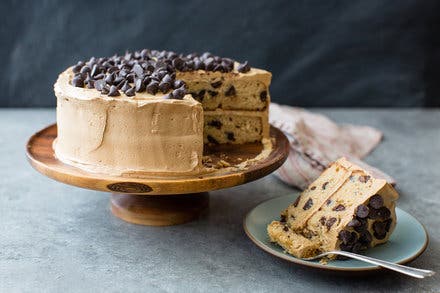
<box><xmin>268</xmin><ymin>157</ymin><xmax>399</xmax><ymax>259</ymax></box>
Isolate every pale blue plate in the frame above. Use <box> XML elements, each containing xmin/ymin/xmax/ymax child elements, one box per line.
<box><xmin>244</xmin><ymin>193</ymin><xmax>429</xmax><ymax>271</ymax></box>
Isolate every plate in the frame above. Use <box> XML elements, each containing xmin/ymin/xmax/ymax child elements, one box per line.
<box><xmin>244</xmin><ymin>193</ymin><xmax>429</xmax><ymax>271</ymax></box>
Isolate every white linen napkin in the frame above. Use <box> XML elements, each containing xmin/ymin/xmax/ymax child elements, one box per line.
<box><xmin>269</xmin><ymin>103</ymin><xmax>395</xmax><ymax>190</ymax></box>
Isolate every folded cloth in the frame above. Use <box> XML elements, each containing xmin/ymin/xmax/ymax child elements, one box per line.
<box><xmin>269</xmin><ymin>103</ymin><xmax>395</xmax><ymax>190</ymax></box>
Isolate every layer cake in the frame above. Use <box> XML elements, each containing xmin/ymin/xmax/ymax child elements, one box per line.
<box><xmin>54</xmin><ymin>50</ymin><xmax>271</xmax><ymax>175</ymax></box>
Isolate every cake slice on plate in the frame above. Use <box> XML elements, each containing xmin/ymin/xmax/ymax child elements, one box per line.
<box><xmin>268</xmin><ymin>157</ymin><xmax>399</xmax><ymax>258</ymax></box>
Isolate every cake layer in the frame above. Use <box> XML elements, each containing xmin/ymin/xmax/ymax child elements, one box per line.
<box><xmin>268</xmin><ymin>158</ymin><xmax>399</xmax><ymax>258</ymax></box>
<box><xmin>179</xmin><ymin>67</ymin><xmax>271</xmax><ymax>111</ymax></box>
<box><xmin>203</xmin><ymin>110</ymin><xmax>269</xmax><ymax>144</ymax></box>
<box><xmin>268</xmin><ymin>221</ymin><xmax>320</xmax><ymax>258</ymax></box>
<box><xmin>284</xmin><ymin>161</ymin><xmax>352</xmax><ymax>230</ymax></box>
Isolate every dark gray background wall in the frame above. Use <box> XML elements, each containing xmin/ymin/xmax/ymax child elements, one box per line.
<box><xmin>1</xmin><ymin>0</ymin><xmax>439</xmax><ymax>107</ymax></box>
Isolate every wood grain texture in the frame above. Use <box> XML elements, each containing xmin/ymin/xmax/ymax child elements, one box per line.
<box><xmin>26</xmin><ymin>124</ymin><xmax>289</xmax><ymax>195</ymax></box>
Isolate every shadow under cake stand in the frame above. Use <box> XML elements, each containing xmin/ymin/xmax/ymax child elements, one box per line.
<box><xmin>26</xmin><ymin>124</ymin><xmax>289</xmax><ymax>226</ymax></box>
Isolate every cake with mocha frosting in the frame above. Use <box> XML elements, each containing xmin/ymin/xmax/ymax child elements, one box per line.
<box><xmin>268</xmin><ymin>157</ymin><xmax>399</xmax><ymax>259</ymax></box>
<box><xmin>54</xmin><ymin>50</ymin><xmax>271</xmax><ymax>175</ymax></box>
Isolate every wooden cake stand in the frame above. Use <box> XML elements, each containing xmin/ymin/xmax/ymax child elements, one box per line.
<box><xmin>26</xmin><ymin>124</ymin><xmax>289</xmax><ymax>226</ymax></box>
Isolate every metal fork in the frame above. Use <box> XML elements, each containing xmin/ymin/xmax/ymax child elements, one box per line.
<box><xmin>302</xmin><ymin>251</ymin><xmax>435</xmax><ymax>278</ymax></box>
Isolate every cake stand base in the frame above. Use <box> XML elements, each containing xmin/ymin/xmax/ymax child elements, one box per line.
<box><xmin>110</xmin><ymin>193</ymin><xmax>209</xmax><ymax>226</ymax></box>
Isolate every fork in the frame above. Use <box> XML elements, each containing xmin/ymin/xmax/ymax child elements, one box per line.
<box><xmin>301</xmin><ymin>251</ymin><xmax>435</xmax><ymax>278</ymax></box>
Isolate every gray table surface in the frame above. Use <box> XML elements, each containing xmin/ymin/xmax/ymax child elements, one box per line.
<box><xmin>1</xmin><ymin>109</ymin><xmax>439</xmax><ymax>293</ymax></box>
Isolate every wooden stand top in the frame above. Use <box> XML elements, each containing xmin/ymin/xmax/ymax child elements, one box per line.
<box><xmin>26</xmin><ymin>124</ymin><xmax>289</xmax><ymax>195</ymax></box>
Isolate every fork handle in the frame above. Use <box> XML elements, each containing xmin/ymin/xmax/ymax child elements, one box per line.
<box><xmin>332</xmin><ymin>251</ymin><xmax>435</xmax><ymax>278</ymax></box>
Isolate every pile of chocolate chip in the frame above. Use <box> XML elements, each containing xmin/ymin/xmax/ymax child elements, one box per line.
<box><xmin>70</xmin><ymin>49</ymin><xmax>251</xmax><ymax>99</ymax></box>
<box><xmin>337</xmin><ymin>194</ymin><xmax>392</xmax><ymax>256</ymax></box>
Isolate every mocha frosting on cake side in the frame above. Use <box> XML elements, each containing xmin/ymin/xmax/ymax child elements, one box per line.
<box><xmin>54</xmin><ymin>68</ymin><xmax>204</xmax><ymax>175</ymax></box>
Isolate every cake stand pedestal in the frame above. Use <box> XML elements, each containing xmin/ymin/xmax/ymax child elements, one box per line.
<box><xmin>26</xmin><ymin>124</ymin><xmax>289</xmax><ymax>226</ymax></box>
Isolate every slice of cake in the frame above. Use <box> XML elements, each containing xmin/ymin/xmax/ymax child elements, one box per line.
<box><xmin>268</xmin><ymin>157</ymin><xmax>399</xmax><ymax>258</ymax></box>
<box><xmin>54</xmin><ymin>50</ymin><xmax>271</xmax><ymax>175</ymax></box>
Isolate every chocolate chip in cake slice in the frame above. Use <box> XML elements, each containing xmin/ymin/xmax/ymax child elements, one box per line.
<box><xmin>358</xmin><ymin>175</ymin><xmax>371</xmax><ymax>183</ymax></box>
<box><xmin>207</xmin><ymin>135</ymin><xmax>219</xmax><ymax>144</ymax></box>
<box><xmin>325</xmin><ymin>217</ymin><xmax>337</xmax><ymax>230</ymax></box>
<box><xmin>207</xmin><ymin>120</ymin><xmax>222</xmax><ymax>129</ymax></box>
<box><xmin>347</xmin><ymin>218</ymin><xmax>361</xmax><ymax>228</ymax></box>
<box><xmin>225</xmin><ymin>86</ymin><xmax>236</xmax><ymax>97</ymax></box>
<box><xmin>368</xmin><ymin>194</ymin><xmax>384</xmax><ymax>209</ymax></box>
<box><xmin>237</xmin><ymin>61</ymin><xmax>251</xmax><ymax>73</ymax></box>
<box><xmin>211</xmin><ymin>81</ymin><xmax>222</xmax><ymax>88</ymax></box>
<box><xmin>226</xmin><ymin>132</ymin><xmax>235</xmax><ymax>141</ymax></box>
<box><xmin>338</xmin><ymin>230</ymin><xmax>357</xmax><ymax>245</ymax></box>
<box><xmin>310</xmin><ymin>186</ymin><xmax>316</xmax><ymax>190</ymax></box>
<box><xmin>358</xmin><ymin>230</ymin><xmax>373</xmax><ymax>245</ymax></box>
<box><xmin>384</xmin><ymin>218</ymin><xmax>392</xmax><ymax>232</ymax></box>
<box><xmin>352</xmin><ymin>242</ymin><xmax>363</xmax><ymax>254</ymax></box>
<box><xmin>326</xmin><ymin>199</ymin><xmax>332</xmax><ymax>206</ymax></box>
<box><xmin>355</xmin><ymin>204</ymin><xmax>369</xmax><ymax>218</ymax></box>
<box><xmin>283</xmin><ymin>225</ymin><xmax>289</xmax><ymax>232</ymax></box>
<box><xmin>339</xmin><ymin>242</ymin><xmax>353</xmax><ymax>252</ymax></box>
<box><xmin>353</xmin><ymin>218</ymin><xmax>367</xmax><ymax>233</ymax></box>
<box><xmin>208</xmin><ymin>90</ymin><xmax>218</xmax><ymax>97</ymax></box>
<box><xmin>373</xmin><ymin>221</ymin><xmax>387</xmax><ymax>240</ymax></box>
<box><xmin>293</xmin><ymin>196</ymin><xmax>301</xmax><ymax>207</ymax></box>
<box><xmin>332</xmin><ymin>204</ymin><xmax>346</xmax><ymax>211</ymax></box>
<box><xmin>260</xmin><ymin>91</ymin><xmax>267</xmax><ymax>102</ymax></box>
<box><xmin>108</xmin><ymin>85</ymin><xmax>120</xmax><ymax>97</ymax></box>
<box><xmin>303</xmin><ymin>198</ymin><xmax>313</xmax><ymax>210</ymax></box>
<box><xmin>368</xmin><ymin>206</ymin><xmax>391</xmax><ymax>220</ymax></box>
<box><xmin>319</xmin><ymin>216</ymin><xmax>326</xmax><ymax>225</ymax></box>
<box><xmin>280</xmin><ymin>214</ymin><xmax>286</xmax><ymax>223</ymax></box>
<box><xmin>196</xmin><ymin>90</ymin><xmax>206</xmax><ymax>101</ymax></box>
<box><xmin>322</xmin><ymin>182</ymin><xmax>329</xmax><ymax>190</ymax></box>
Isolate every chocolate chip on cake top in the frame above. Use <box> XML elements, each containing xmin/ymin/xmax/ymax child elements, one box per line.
<box><xmin>70</xmin><ymin>50</ymin><xmax>252</xmax><ymax>98</ymax></box>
